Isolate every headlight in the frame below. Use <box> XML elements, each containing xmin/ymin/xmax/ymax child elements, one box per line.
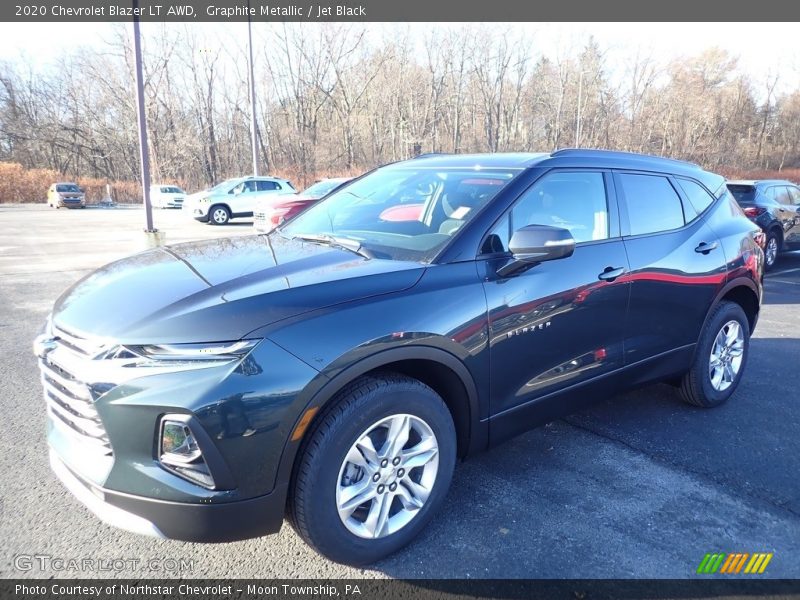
<box><xmin>97</xmin><ymin>339</ymin><xmax>260</xmax><ymax>369</ymax></box>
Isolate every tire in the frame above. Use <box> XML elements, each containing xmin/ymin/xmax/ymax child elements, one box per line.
<box><xmin>289</xmin><ymin>373</ymin><xmax>456</xmax><ymax>565</ymax></box>
<box><xmin>764</xmin><ymin>229</ymin><xmax>781</xmax><ymax>271</ymax></box>
<box><xmin>679</xmin><ymin>301</ymin><xmax>750</xmax><ymax>408</ymax></box>
<box><xmin>208</xmin><ymin>205</ymin><xmax>231</xmax><ymax>225</ymax></box>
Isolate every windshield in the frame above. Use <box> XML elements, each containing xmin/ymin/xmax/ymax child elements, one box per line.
<box><xmin>280</xmin><ymin>165</ymin><xmax>519</xmax><ymax>261</ymax></box>
<box><xmin>303</xmin><ymin>179</ymin><xmax>348</xmax><ymax>198</ymax></box>
<box><xmin>209</xmin><ymin>178</ymin><xmax>240</xmax><ymax>193</ymax></box>
<box><xmin>56</xmin><ymin>184</ymin><xmax>80</xmax><ymax>193</ymax></box>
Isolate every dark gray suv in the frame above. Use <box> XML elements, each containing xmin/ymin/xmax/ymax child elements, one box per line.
<box><xmin>727</xmin><ymin>179</ymin><xmax>800</xmax><ymax>269</ymax></box>
<box><xmin>35</xmin><ymin>150</ymin><xmax>764</xmax><ymax>565</ymax></box>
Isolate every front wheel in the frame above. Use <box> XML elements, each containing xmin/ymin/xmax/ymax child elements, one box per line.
<box><xmin>679</xmin><ymin>301</ymin><xmax>750</xmax><ymax>408</ymax></box>
<box><xmin>208</xmin><ymin>205</ymin><xmax>231</xmax><ymax>225</ymax></box>
<box><xmin>289</xmin><ymin>374</ymin><xmax>456</xmax><ymax>565</ymax></box>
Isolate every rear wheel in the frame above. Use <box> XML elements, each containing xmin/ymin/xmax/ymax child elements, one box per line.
<box><xmin>209</xmin><ymin>205</ymin><xmax>231</xmax><ymax>225</ymax></box>
<box><xmin>764</xmin><ymin>230</ymin><xmax>781</xmax><ymax>270</ymax></box>
<box><xmin>679</xmin><ymin>301</ymin><xmax>749</xmax><ymax>408</ymax></box>
<box><xmin>289</xmin><ymin>374</ymin><xmax>456</xmax><ymax>565</ymax></box>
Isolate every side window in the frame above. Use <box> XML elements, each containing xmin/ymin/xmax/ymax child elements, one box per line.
<box><xmin>677</xmin><ymin>178</ymin><xmax>715</xmax><ymax>217</ymax></box>
<box><xmin>257</xmin><ymin>180</ymin><xmax>279</xmax><ymax>192</ymax></box>
<box><xmin>764</xmin><ymin>187</ymin><xmax>779</xmax><ymax>202</ymax></box>
<box><xmin>483</xmin><ymin>171</ymin><xmax>609</xmax><ymax>253</ymax></box>
<box><xmin>775</xmin><ymin>186</ymin><xmax>793</xmax><ymax>205</ymax></box>
<box><xmin>618</xmin><ymin>173</ymin><xmax>684</xmax><ymax>236</ymax></box>
<box><xmin>788</xmin><ymin>186</ymin><xmax>800</xmax><ymax>206</ymax></box>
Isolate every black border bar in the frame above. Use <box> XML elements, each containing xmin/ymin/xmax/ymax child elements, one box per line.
<box><xmin>4</xmin><ymin>0</ymin><xmax>800</xmax><ymax>22</ymax></box>
<box><xmin>4</xmin><ymin>579</ymin><xmax>800</xmax><ymax>600</ymax></box>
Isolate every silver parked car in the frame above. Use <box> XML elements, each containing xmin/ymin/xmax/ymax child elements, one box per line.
<box><xmin>183</xmin><ymin>176</ymin><xmax>296</xmax><ymax>225</ymax></box>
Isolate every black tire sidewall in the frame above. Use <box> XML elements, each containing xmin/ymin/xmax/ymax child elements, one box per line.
<box><xmin>694</xmin><ymin>303</ymin><xmax>750</xmax><ymax>406</ymax></box>
<box><xmin>297</xmin><ymin>382</ymin><xmax>456</xmax><ymax>565</ymax></box>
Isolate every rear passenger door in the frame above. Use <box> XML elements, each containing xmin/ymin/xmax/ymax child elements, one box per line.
<box><xmin>615</xmin><ymin>171</ymin><xmax>725</xmax><ymax>366</ymax></box>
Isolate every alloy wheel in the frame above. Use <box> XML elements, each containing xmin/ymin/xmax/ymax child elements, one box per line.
<box><xmin>335</xmin><ymin>414</ymin><xmax>439</xmax><ymax>539</ymax></box>
<box><xmin>765</xmin><ymin>236</ymin><xmax>778</xmax><ymax>267</ymax></box>
<box><xmin>709</xmin><ymin>319</ymin><xmax>745</xmax><ymax>391</ymax></box>
<box><xmin>211</xmin><ymin>208</ymin><xmax>229</xmax><ymax>224</ymax></box>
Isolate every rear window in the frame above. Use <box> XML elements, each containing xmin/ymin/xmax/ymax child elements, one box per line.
<box><xmin>726</xmin><ymin>184</ymin><xmax>756</xmax><ymax>204</ymax></box>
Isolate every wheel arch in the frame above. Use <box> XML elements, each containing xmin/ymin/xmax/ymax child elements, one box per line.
<box><xmin>706</xmin><ymin>278</ymin><xmax>760</xmax><ymax>335</ymax></box>
<box><xmin>275</xmin><ymin>346</ymin><xmax>486</xmax><ymax>508</ymax></box>
<box><xmin>768</xmin><ymin>222</ymin><xmax>784</xmax><ymax>242</ymax></box>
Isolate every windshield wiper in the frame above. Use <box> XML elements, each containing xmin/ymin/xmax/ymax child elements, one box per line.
<box><xmin>292</xmin><ymin>233</ymin><xmax>374</xmax><ymax>260</ymax></box>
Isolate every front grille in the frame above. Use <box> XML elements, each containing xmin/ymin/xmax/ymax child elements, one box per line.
<box><xmin>39</xmin><ymin>327</ymin><xmax>113</xmax><ymax>457</ymax></box>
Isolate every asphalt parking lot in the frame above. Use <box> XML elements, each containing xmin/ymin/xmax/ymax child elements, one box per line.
<box><xmin>1</xmin><ymin>204</ymin><xmax>798</xmax><ymax>579</ymax></box>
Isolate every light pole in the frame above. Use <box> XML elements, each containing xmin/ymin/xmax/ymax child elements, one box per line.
<box><xmin>247</xmin><ymin>0</ymin><xmax>259</xmax><ymax>177</ymax></box>
<box><xmin>132</xmin><ymin>0</ymin><xmax>162</xmax><ymax>245</ymax></box>
<box><xmin>132</xmin><ymin>0</ymin><xmax>154</xmax><ymax>233</ymax></box>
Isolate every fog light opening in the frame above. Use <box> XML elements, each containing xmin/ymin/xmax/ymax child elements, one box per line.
<box><xmin>159</xmin><ymin>418</ymin><xmax>215</xmax><ymax>489</ymax></box>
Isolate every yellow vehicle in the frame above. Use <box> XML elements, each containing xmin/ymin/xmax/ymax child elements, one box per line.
<box><xmin>47</xmin><ymin>183</ymin><xmax>85</xmax><ymax>208</ymax></box>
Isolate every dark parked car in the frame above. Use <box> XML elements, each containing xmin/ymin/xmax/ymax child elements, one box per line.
<box><xmin>34</xmin><ymin>150</ymin><xmax>763</xmax><ymax>565</ymax></box>
<box><xmin>726</xmin><ymin>179</ymin><xmax>800</xmax><ymax>269</ymax></box>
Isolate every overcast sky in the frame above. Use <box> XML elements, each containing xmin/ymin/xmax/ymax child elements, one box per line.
<box><xmin>1</xmin><ymin>22</ymin><xmax>798</xmax><ymax>98</ymax></box>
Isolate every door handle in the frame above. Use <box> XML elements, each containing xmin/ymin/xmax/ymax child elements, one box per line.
<box><xmin>598</xmin><ymin>266</ymin><xmax>625</xmax><ymax>282</ymax></box>
<box><xmin>695</xmin><ymin>241</ymin><xmax>718</xmax><ymax>254</ymax></box>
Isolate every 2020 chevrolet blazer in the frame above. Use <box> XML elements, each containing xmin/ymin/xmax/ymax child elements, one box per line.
<box><xmin>34</xmin><ymin>150</ymin><xmax>764</xmax><ymax>565</ymax></box>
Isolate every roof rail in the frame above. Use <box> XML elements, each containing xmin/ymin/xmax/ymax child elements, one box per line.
<box><xmin>412</xmin><ymin>152</ymin><xmax>450</xmax><ymax>159</ymax></box>
<box><xmin>550</xmin><ymin>148</ymin><xmax>700</xmax><ymax>168</ymax></box>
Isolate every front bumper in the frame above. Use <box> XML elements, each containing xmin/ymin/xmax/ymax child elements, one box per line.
<box><xmin>38</xmin><ymin>330</ymin><xmax>318</xmax><ymax>542</ymax></box>
<box><xmin>50</xmin><ymin>449</ymin><xmax>286</xmax><ymax>543</ymax></box>
<box><xmin>58</xmin><ymin>199</ymin><xmax>85</xmax><ymax>208</ymax></box>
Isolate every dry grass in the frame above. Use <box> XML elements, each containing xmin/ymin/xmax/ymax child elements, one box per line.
<box><xmin>716</xmin><ymin>167</ymin><xmax>800</xmax><ymax>184</ymax></box>
<box><xmin>0</xmin><ymin>162</ymin><xmax>360</xmax><ymax>204</ymax></box>
<box><xmin>0</xmin><ymin>163</ymin><xmax>143</xmax><ymax>204</ymax></box>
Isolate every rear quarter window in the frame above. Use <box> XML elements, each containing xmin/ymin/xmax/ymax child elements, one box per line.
<box><xmin>677</xmin><ymin>178</ymin><xmax>716</xmax><ymax>217</ymax></box>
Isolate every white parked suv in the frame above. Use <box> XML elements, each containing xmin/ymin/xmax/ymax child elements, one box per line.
<box><xmin>150</xmin><ymin>184</ymin><xmax>187</xmax><ymax>208</ymax></box>
<box><xmin>184</xmin><ymin>176</ymin><xmax>296</xmax><ymax>225</ymax></box>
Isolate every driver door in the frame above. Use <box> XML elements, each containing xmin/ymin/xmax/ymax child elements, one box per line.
<box><xmin>481</xmin><ymin>170</ymin><xmax>631</xmax><ymax>441</ymax></box>
<box><xmin>231</xmin><ymin>180</ymin><xmax>258</xmax><ymax>214</ymax></box>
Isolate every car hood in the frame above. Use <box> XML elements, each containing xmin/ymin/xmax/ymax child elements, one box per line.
<box><xmin>52</xmin><ymin>234</ymin><xmax>425</xmax><ymax>344</ymax></box>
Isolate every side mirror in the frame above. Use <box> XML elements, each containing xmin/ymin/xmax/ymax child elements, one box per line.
<box><xmin>497</xmin><ymin>224</ymin><xmax>575</xmax><ymax>277</ymax></box>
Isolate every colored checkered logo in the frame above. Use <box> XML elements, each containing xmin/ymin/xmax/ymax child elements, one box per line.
<box><xmin>697</xmin><ymin>552</ymin><xmax>773</xmax><ymax>574</ymax></box>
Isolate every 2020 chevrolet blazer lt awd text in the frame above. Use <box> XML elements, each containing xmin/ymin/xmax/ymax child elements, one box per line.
<box><xmin>34</xmin><ymin>150</ymin><xmax>764</xmax><ymax>565</ymax></box>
